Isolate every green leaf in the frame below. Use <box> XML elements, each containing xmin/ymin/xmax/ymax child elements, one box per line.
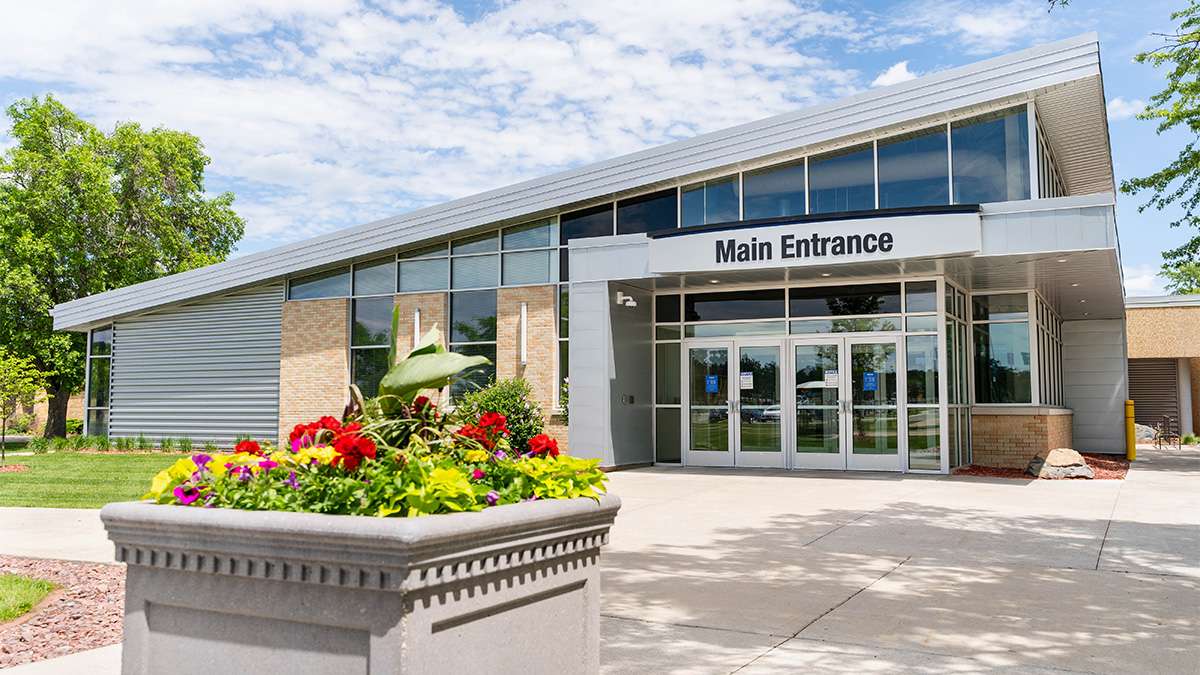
<box><xmin>378</xmin><ymin>350</ymin><xmax>490</xmax><ymax>402</ymax></box>
<box><xmin>405</xmin><ymin>325</ymin><xmax>446</xmax><ymax>359</ymax></box>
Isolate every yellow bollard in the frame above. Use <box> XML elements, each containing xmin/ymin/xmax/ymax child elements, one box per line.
<box><xmin>1125</xmin><ymin>399</ymin><xmax>1136</xmax><ymax>461</ymax></box>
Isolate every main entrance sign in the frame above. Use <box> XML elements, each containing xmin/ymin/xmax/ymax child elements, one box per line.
<box><xmin>648</xmin><ymin>212</ymin><xmax>982</xmax><ymax>274</ymax></box>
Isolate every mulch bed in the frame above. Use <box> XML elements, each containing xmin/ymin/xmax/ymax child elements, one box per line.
<box><xmin>0</xmin><ymin>465</ymin><xmax>28</xmax><ymax>474</ymax></box>
<box><xmin>953</xmin><ymin>453</ymin><xmax>1129</xmax><ymax>480</ymax></box>
<box><xmin>0</xmin><ymin>556</ymin><xmax>124</xmax><ymax>668</ymax></box>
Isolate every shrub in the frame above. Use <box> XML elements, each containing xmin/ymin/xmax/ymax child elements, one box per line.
<box><xmin>93</xmin><ymin>435</ymin><xmax>112</xmax><ymax>452</ymax></box>
<box><xmin>7</xmin><ymin>414</ymin><xmax>35</xmax><ymax>435</ymax></box>
<box><xmin>65</xmin><ymin>419</ymin><xmax>83</xmax><ymax>436</ymax></box>
<box><xmin>456</xmin><ymin>378</ymin><xmax>545</xmax><ymax>453</ymax></box>
<box><xmin>159</xmin><ymin>437</ymin><xmax>175</xmax><ymax>452</ymax></box>
<box><xmin>135</xmin><ymin>434</ymin><xmax>151</xmax><ymax>451</ymax></box>
<box><xmin>1184</xmin><ymin>433</ymin><xmax>1198</xmax><ymax>446</ymax></box>
<box><xmin>27</xmin><ymin>437</ymin><xmax>49</xmax><ymax>454</ymax></box>
<box><xmin>144</xmin><ymin>326</ymin><xmax>604</xmax><ymax>516</ymax></box>
<box><xmin>178</xmin><ymin>438</ymin><xmax>193</xmax><ymax>453</ymax></box>
<box><xmin>66</xmin><ymin>435</ymin><xmax>88</xmax><ymax>451</ymax></box>
<box><xmin>114</xmin><ymin>436</ymin><xmax>131</xmax><ymax>452</ymax></box>
<box><xmin>49</xmin><ymin>437</ymin><xmax>70</xmax><ymax>452</ymax></box>
<box><xmin>203</xmin><ymin>441</ymin><xmax>219</xmax><ymax>454</ymax></box>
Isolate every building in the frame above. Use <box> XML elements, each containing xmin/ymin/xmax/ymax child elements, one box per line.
<box><xmin>52</xmin><ymin>33</ymin><xmax>1127</xmax><ymax>474</ymax></box>
<box><xmin>1125</xmin><ymin>295</ymin><xmax>1200</xmax><ymax>436</ymax></box>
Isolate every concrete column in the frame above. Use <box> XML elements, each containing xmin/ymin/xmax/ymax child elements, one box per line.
<box><xmin>1180</xmin><ymin>358</ymin><xmax>1194</xmax><ymax>435</ymax></box>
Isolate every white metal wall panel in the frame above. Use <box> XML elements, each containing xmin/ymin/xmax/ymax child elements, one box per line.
<box><xmin>1062</xmin><ymin>319</ymin><xmax>1128</xmax><ymax>453</ymax></box>
<box><xmin>110</xmin><ymin>284</ymin><xmax>283</xmax><ymax>446</ymax></box>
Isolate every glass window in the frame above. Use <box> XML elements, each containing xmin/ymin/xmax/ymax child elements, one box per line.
<box><xmin>972</xmin><ymin>293</ymin><xmax>1028</xmax><ymax>321</ymax></box>
<box><xmin>353</xmin><ymin>258</ymin><xmax>395</xmax><ymax>296</ymax></box>
<box><xmin>789</xmin><ymin>283</ymin><xmax>901</xmax><ymax>317</ymax></box>
<box><xmin>680</xmin><ymin>176</ymin><xmax>739</xmax><ymax>227</ymax></box>
<box><xmin>877</xmin><ymin>127</ymin><xmax>949</xmax><ymax>209</ymax></box>
<box><xmin>617</xmin><ymin>189</ymin><xmax>677</xmax><ymax>235</ymax></box>
<box><xmin>559</xmin><ymin>247</ymin><xmax>570</xmax><ymax>282</ymax></box>
<box><xmin>352</xmin><ymin>297</ymin><xmax>392</xmax><ymax>347</ymax></box>
<box><xmin>685</xmin><ymin>321</ymin><xmax>786</xmax><ymax>337</ymax></box>
<box><xmin>906</xmin><ymin>315</ymin><xmax>939</xmax><ymax>332</ymax></box>
<box><xmin>90</xmin><ymin>326</ymin><xmax>113</xmax><ymax>356</ymax></box>
<box><xmin>655</xmin><ymin>407</ymin><xmax>682</xmax><ymax>463</ymax></box>
<box><xmin>502</xmin><ymin>250</ymin><xmax>555</xmax><ymax>286</ymax></box>
<box><xmin>952</xmin><ymin>107</ymin><xmax>1030</xmax><ymax>204</ymax></box>
<box><xmin>452</xmin><ymin>231</ymin><xmax>499</xmax><ymax>255</ymax></box>
<box><xmin>656</xmin><ymin>343</ymin><xmax>681</xmax><ymax>404</ymax></box>
<box><xmin>398</xmin><ymin>258</ymin><xmax>448</xmax><ymax>292</ymax></box>
<box><xmin>906</xmin><ymin>335</ymin><xmax>939</xmax><ymax>404</ymax></box>
<box><xmin>743</xmin><ymin>161</ymin><xmax>806</xmax><ymax>220</ymax></box>
<box><xmin>86</xmin><ymin>409</ymin><xmax>109</xmax><ymax>439</ymax></box>
<box><xmin>502</xmin><ymin>219</ymin><xmax>556</xmax><ymax>249</ymax></box>
<box><xmin>451</xmin><ymin>255</ymin><xmax>499</xmax><ymax>289</ymax></box>
<box><xmin>289</xmin><ymin>267</ymin><xmax>350</xmax><ymax>300</ymax></box>
<box><xmin>450</xmin><ymin>344</ymin><xmax>496</xmax><ymax>399</ymax></box>
<box><xmin>352</xmin><ymin>348</ymin><xmax>390</xmax><ymax>398</ymax></box>
<box><xmin>399</xmin><ymin>243</ymin><xmax>448</xmax><ymax>259</ymax></box>
<box><xmin>905</xmin><ymin>281</ymin><xmax>938</xmax><ymax>313</ymax></box>
<box><xmin>450</xmin><ymin>290</ymin><xmax>497</xmax><ymax>343</ymax></box>
<box><xmin>656</xmin><ymin>325</ymin><xmax>682</xmax><ymax>339</ymax></box>
<box><xmin>87</xmin><ymin>357</ymin><xmax>110</xmax><ymax>408</ymax></box>
<box><xmin>974</xmin><ymin>322</ymin><xmax>1032</xmax><ymax>403</ymax></box>
<box><xmin>908</xmin><ymin>408</ymin><xmax>940</xmax><ymax>470</ymax></box>
<box><xmin>559</xmin><ymin>285</ymin><xmax>569</xmax><ymax>338</ymax></box>
<box><xmin>560</xmin><ymin>204</ymin><xmax>613</xmax><ymax>242</ymax></box>
<box><xmin>685</xmin><ymin>289</ymin><xmax>786</xmax><ymax>322</ymax></box>
<box><xmin>808</xmin><ymin>144</ymin><xmax>874</xmax><ymax>214</ymax></box>
<box><xmin>655</xmin><ymin>295</ymin><xmax>681</xmax><ymax>323</ymax></box>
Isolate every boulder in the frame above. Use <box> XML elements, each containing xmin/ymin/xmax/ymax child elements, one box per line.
<box><xmin>1135</xmin><ymin>423</ymin><xmax>1155</xmax><ymax>441</ymax></box>
<box><xmin>1027</xmin><ymin>447</ymin><xmax>1094</xmax><ymax>479</ymax></box>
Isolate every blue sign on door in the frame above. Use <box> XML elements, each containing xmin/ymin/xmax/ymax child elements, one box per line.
<box><xmin>863</xmin><ymin>371</ymin><xmax>878</xmax><ymax>392</ymax></box>
<box><xmin>705</xmin><ymin>374</ymin><xmax>719</xmax><ymax>393</ymax></box>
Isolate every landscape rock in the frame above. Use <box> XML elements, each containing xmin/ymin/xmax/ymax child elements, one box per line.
<box><xmin>1027</xmin><ymin>447</ymin><xmax>1095</xmax><ymax>479</ymax></box>
<box><xmin>1135</xmin><ymin>423</ymin><xmax>1155</xmax><ymax>441</ymax></box>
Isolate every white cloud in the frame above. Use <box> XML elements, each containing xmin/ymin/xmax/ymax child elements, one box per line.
<box><xmin>872</xmin><ymin>61</ymin><xmax>917</xmax><ymax>87</ymax></box>
<box><xmin>885</xmin><ymin>0</ymin><xmax>1063</xmax><ymax>54</ymax></box>
<box><xmin>1107</xmin><ymin>97</ymin><xmax>1146</xmax><ymax>121</ymax></box>
<box><xmin>1124</xmin><ymin>263</ymin><xmax>1166</xmax><ymax>296</ymax></box>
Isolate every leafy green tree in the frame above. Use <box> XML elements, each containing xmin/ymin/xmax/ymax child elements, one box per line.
<box><xmin>0</xmin><ymin>349</ymin><xmax>49</xmax><ymax>462</ymax></box>
<box><xmin>1161</xmin><ymin>261</ymin><xmax>1200</xmax><ymax>294</ymax></box>
<box><xmin>0</xmin><ymin>95</ymin><xmax>244</xmax><ymax>436</ymax></box>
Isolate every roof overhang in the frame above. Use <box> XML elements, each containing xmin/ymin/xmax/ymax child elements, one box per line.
<box><xmin>52</xmin><ymin>32</ymin><xmax>1109</xmax><ymax>332</ymax></box>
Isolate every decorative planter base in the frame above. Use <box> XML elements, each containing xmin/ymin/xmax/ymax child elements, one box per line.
<box><xmin>101</xmin><ymin>495</ymin><xmax>620</xmax><ymax>675</ymax></box>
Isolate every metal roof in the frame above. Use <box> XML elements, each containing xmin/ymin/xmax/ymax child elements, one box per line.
<box><xmin>1125</xmin><ymin>294</ymin><xmax>1200</xmax><ymax>309</ymax></box>
<box><xmin>52</xmin><ymin>32</ymin><xmax>1108</xmax><ymax>331</ymax></box>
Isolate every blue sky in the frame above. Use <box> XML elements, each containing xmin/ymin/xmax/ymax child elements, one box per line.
<box><xmin>0</xmin><ymin>0</ymin><xmax>1189</xmax><ymax>294</ymax></box>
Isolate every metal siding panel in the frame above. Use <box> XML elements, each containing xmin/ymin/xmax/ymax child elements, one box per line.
<box><xmin>1062</xmin><ymin>319</ymin><xmax>1127</xmax><ymax>453</ymax></box>
<box><xmin>110</xmin><ymin>284</ymin><xmax>283</xmax><ymax>446</ymax></box>
<box><xmin>1128</xmin><ymin>358</ymin><xmax>1180</xmax><ymax>426</ymax></box>
<box><xmin>52</xmin><ymin>34</ymin><xmax>1105</xmax><ymax>331</ymax></box>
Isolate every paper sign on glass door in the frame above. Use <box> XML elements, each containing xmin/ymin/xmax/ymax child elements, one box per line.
<box><xmin>705</xmin><ymin>375</ymin><xmax>719</xmax><ymax>393</ymax></box>
<box><xmin>863</xmin><ymin>371</ymin><xmax>878</xmax><ymax>392</ymax></box>
<box><xmin>823</xmin><ymin>371</ymin><xmax>839</xmax><ymax>387</ymax></box>
<box><xmin>739</xmin><ymin>372</ymin><xmax>754</xmax><ymax>389</ymax></box>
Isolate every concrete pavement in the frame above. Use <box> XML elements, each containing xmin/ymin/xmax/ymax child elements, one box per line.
<box><xmin>3</xmin><ymin>445</ymin><xmax>1198</xmax><ymax>673</ymax></box>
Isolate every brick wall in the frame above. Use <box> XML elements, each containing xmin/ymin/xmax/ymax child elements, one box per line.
<box><xmin>393</xmin><ymin>293</ymin><xmax>448</xmax><ymax>354</ymax></box>
<box><xmin>278</xmin><ymin>299</ymin><xmax>349</xmax><ymax>441</ymax></box>
<box><xmin>970</xmin><ymin>410</ymin><xmax>1074</xmax><ymax>469</ymax></box>
<box><xmin>495</xmin><ymin>285</ymin><xmax>567</xmax><ymax>450</ymax></box>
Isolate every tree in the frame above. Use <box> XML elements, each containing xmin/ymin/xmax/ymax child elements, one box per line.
<box><xmin>1114</xmin><ymin>3</ymin><xmax>1200</xmax><ymax>291</ymax></box>
<box><xmin>0</xmin><ymin>349</ymin><xmax>49</xmax><ymax>463</ymax></box>
<box><xmin>0</xmin><ymin>95</ymin><xmax>244</xmax><ymax>437</ymax></box>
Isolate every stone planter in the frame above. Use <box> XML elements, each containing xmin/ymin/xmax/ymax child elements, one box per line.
<box><xmin>101</xmin><ymin>495</ymin><xmax>620</xmax><ymax>675</ymax></box>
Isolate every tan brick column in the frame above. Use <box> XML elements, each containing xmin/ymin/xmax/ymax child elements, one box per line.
<box><xmin>496</xmin><ymin>285</ymin><xmax>559</xmax><ymax>414</ymax></box>
<box><xmin>278</xmin><ymin>299</ymin><xmax>349</xmax><ymax>441</ymax></box>
<box><xmin>393</xmin><ymin>293</ymin><xmax>448</xmax><ymax>354</ymax></box>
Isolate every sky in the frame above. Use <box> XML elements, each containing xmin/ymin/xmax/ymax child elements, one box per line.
<box><xmin>0</xmin><ymin>0</ymin><xmax>1189</xmax><ymax>295</ymax></box>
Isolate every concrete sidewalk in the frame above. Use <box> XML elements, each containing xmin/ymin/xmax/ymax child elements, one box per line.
<box><xmin>4</xmin><ymin>445</ymin><xmax>1198</xmax><ymax>674</ymax></box>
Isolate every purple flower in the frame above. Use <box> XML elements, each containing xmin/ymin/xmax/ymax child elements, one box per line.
<box><xmin>493</xmin><ymin>450</ymin><xmax>507</xmax><ymax>461</ymax></box>
<box><xmin>284</xmin><ymin>470</ymin><xmax>300</xmax><ymax>489</ymax></box>
<box><xmin>191</xmin><ymin>453</ymin><xmax>212</xmax><ymax>469</ymax></box>
<box><xmin>485</xmin><ymin>491</ymin><xmax>500</xmax><ymax>506</ymax></box>
<box><xmin>290</xmin><ymin>438</ymin><xmax>304</xmax><ymax>453</ymax></box>
<box><xmin>258</xmin><ymin>459</ymin><xmax>279</xmax><ymax>470</ymax></box>
<box><xmin>229</xmin><ymin>465</ymin><xmax>253</xmax><ymax>481</ymax></box>
<box><xmin>173</xmin><ymin>485</ymin><xmax>201</xmax><ymax>505</ymax></box>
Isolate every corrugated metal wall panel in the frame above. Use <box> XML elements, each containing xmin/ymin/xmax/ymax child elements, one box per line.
<box><xmin>1128</xmin><ymin>358</ymin><xmax>1180</xmax><ymax>427</ymax></box>
<box><xmin>1062</xmin><ymin>319</ymin><xmax>1128</xmax><ymax>453</ymax></box>
<box><xmin>110</xmin><ymin>284</ymin><xmax>283</xmax><ymax>446</ymax></box>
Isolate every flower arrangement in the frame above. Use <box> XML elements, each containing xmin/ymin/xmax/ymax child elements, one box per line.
<box><xmin>143</xmin><ymin>325</ymin><xmax>606</xmax><ymax>516</ymax></box>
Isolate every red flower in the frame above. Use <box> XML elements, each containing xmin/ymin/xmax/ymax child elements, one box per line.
<box><xmin>528</xmin><ymin>434</ymin><xmax>560</xmax><ymax>458</ymax></box>
<box><xmin>471</xmin><ymin>468</ymin><xmax>485</xmax><ymax>480</ymax></box>
<box><xmin>290</xmin><ymin>416</ymin><xmax>351</xmax><ymax>445</ymax></box>
<box><xmin>332</xmin><ymin>433</ymin><xmax>377</xmax><ymax>471</ymax></box>
<box><xmin>412</xmin><ymin>396</ymin><xmax>438</xmax><ymax>417</ymax></box>
<box><xmin>477</xmin><ymin>412</ymin><xmax>509</xmax><ymax>436</ymax></box>
<box><xmin>458</xmin><ymin>423</ymin><xmax>493</xmax><ymax>450</ymax></box>
<box><xmin>234</xmin><ymin>439</ymin><xmax>262</xmax><ymax>455</ymax></box>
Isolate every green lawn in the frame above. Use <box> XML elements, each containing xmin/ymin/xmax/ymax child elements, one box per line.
<box><xmin>0</xmin><ymin>453</ymin><xmax>186</xmax><ymax>508</ymax></box>
<box><xmin>0</xmin><ymin>574</ymin><xmax>57</xmax><ymax>621</ymax></box>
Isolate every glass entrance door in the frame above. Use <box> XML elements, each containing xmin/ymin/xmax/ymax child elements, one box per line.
<box><xmin>790</xmin><ymin>336</ymin><xmax>903</xmax><ymax>472</ymax></box>
<box><xmin>686</xmin><ymin>343</ymin><xmax>733</xmax><ymax>467</ymax></box>
<box><xmin>733</xmin><ymin>341</ymin><xmax>784</xmax><ymax>468</ymax></box>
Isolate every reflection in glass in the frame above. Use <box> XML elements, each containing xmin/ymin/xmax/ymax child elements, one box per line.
<box><xmin>851</xmin><ymin>342</ymin><xmax>897</xmax><ymax>406</ymax></box>
<box><xmin>451</xmin><ymin>231</ymin><xmax>498</xmax><ymax>255</ymax></box>
<box><xmin>352</xmin><ymin>348</ymin><xmax>390</xmax><ymax>398</ymax></box>
<box><xmin>908</xmin><ymin>408</ymin><xmax>940</xmax><ymax>470</ymax></box>
<box><xmin>789</xmin><ymin>284</ymin><xmax>901</xmax><ymax>317</ymax></box>
<box><xmin>809</xmin><ymin>144</ymin><xmax>874</xmax><ymax>214</ymax></box>
<box><xmin>906</xmin><ymin>335</ymin><xmax>939</xmax><ymax>404</ymax></box>
<box><xmin>851</xmin><ymin>410</ymin><xmax>898</xmax><ymax>455</ymax></box>
<box><xmin>973</xmin><ymin>322</ymin><xmax>1032</xmax><ymax>403</ymax></box>
<box><xmin>952</xmin><ymin>107</ymin><xmax>1030</xmax><ymax>204</ymax></box>
<box><xmin>685</xmin><ymin>289</ymin><xmax>785</xmax><ymax>321</ymax></box>
<box><xmin>352</xmin><ymin>297</ymin><xmax>393</xmax><ymax>346</ymax></box>
<box><xmin>502</xmin><ymin>219</ymin><xmax>556</xmax><ymax>249</ymax></box>
<box><xmin>617</xmin><ymin>189</ymin><xmax>677</xmax><ymax>235</ymax></box>
<box><xmin>289</xmin><ymin>267</ymin><xmax>351</xmax><ymax>300</ymax></box>
<box><xmin>88</xmin><ymin>358</ymin><xmax>110</xmax><ymax>408</ymax></box>
<box><xmin>353</xmin><ymin>258</ymin><xmax>395</xmax><ymax>296</ymax></box>
<box><xmin>656</xmin><ymin>343</ymin><xmax>681</xmax><ymax>404</ymax></box>
<box><xmin>905</xmin><ymin>281</ymin><xmax>938</xmax><ymax>313</ymax></box>
<box><xmin>90</xmin><ymin>326</ymin><xmax>113</xmax><ymax>356</ymax></box>
<box><xmin>86</xmin><ymin>409</ymin><xmax>108</xmax><ymax>438</ymax></box>
<box><xmin>972</xmin><ymin>293</ymin><xmax>1028</xmax><ymax>321</ymax></box>
<box><xmin>689</xmin><ymin>347</ymin><xmax>729</xmax><ymax>452</ymax></box>
<box><xmin>399</xmin><ymin>258</ymin><xmax>448</xmax><ymax>292</ymax></box>
<box><xmin>794</xmin><ymin>343</ymin><xmax>840</xmax><ymax>454</ymax></box>
<box><xmin>656</xmin><ymin>294</ymin><xmax>681</xmax><ymax>323</ymax></box>
<box><xmin>684</xmin><ymin>322</ymin><xmax>786</xmax><ymax>338</ymax></box>
<box><xmin>656</xmin><ymin>408</ymin><xmax>681</xmax><ymax>462</ymax></box>
<box><xmin>906</xmin><ymin>315</ymin><xmax>938</xmax><ymax>332</ymax></box>
<box><xmin>738</xmin><ymin>346</ymin><xmax>781</xmax><ymax>452</ymax></box>
<box><xmin>560</xmin><ymin>204</ymin><xmax>614</xmax><ymax>242</ymax></box>
<box><xmin>450</xmin><ymin>344</ymin><xmax>496</xmax><ymax>399</ymax></box>
<box><xmin>681</xmin><ymin>176</ymin><xmax>740</xmax><ymax>227</ymax></box>
<box><xmin>743</xmin><ymin>161</ymin><xmax>805</xmax><ymax>220</ymax></box>
<box><xmin>450</xmin><ymin>290</ymin><xmax>497</xmax><ymax>343</ymax></box>
<box><xmin>877</xmin><ymin>128</ymin><xmax>949</xmax><ymax>208</ymax></box>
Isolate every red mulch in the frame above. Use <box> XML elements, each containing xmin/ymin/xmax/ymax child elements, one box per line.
<box><xmin>0</xmin><ymin>556</ymin><xmax>124</xmax><ymax>668</ymax></box>
<box><xmin>953</xmin><ymin>453</ymin><xmax>1129</xmax><ymax>480</ymax></box>
<box><xmin>0</xmin><ymin>464</ymin><xmax>28</xmax><ymax>474</ymax></box>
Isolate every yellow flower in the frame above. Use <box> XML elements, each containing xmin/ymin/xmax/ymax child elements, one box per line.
<box><xmin>464</xmin><ymin>449</ymin><xmax>489</xmax><ymax>463</ymax></box>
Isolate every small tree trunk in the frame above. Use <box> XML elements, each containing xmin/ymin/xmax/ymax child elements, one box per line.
<box><xmin>2</xmin><ymin>418</ymin><xmax>6</xmax><ymax>464</ymax></box>
<box><xmin>44</xmin><ymin>383</ymin><xmax>70</xmax><ymax>438</ymax></box>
